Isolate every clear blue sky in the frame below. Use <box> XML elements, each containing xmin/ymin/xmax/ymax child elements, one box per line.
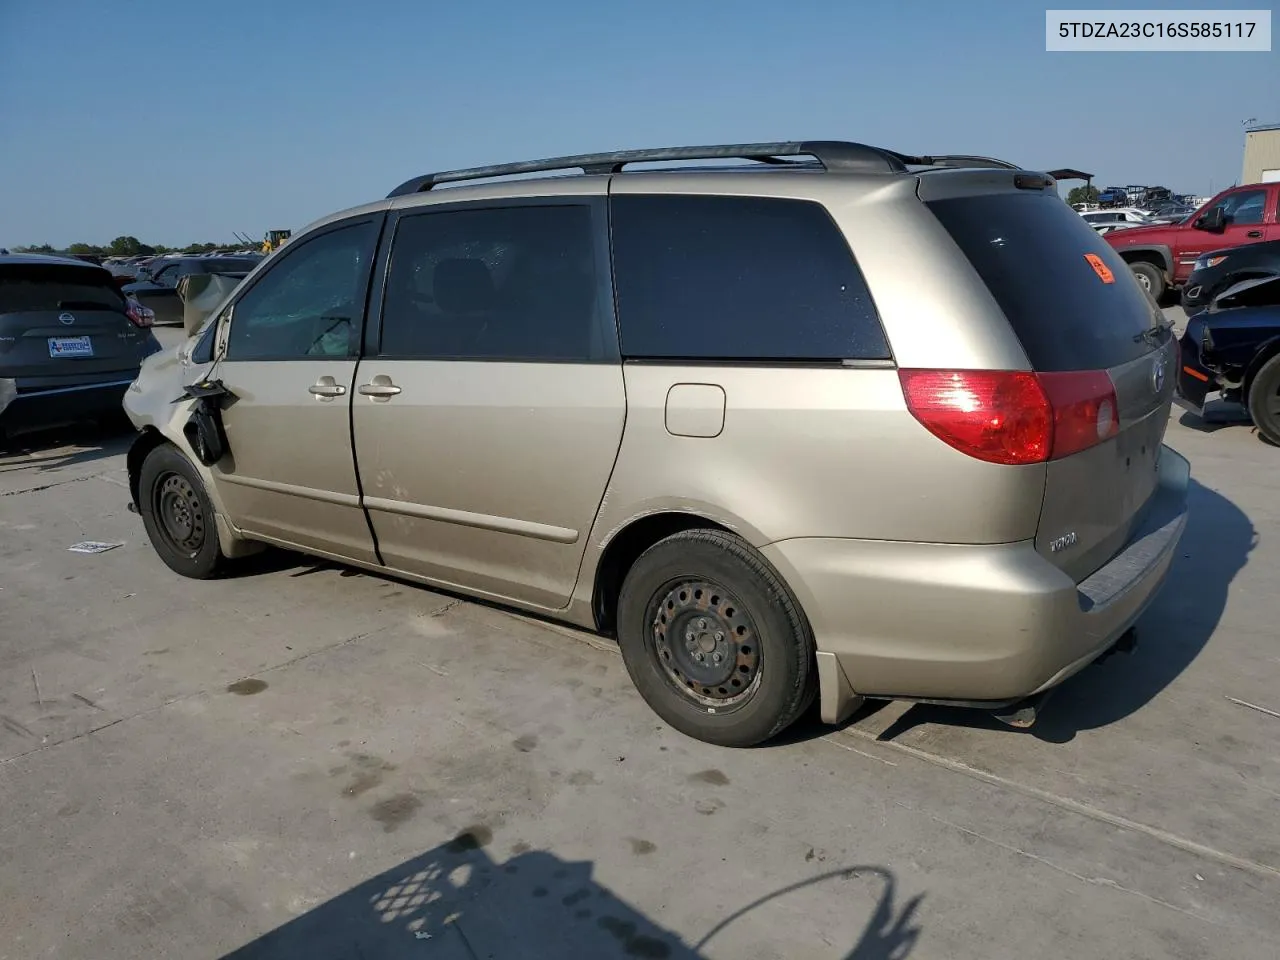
<box><xmin>1</xmin><ymin>0</ymin><xmax>1275</xmax><ymax>248</ymax></box>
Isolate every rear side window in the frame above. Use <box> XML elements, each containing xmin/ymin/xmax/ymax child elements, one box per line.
<box><xmin>610</xmin><ymin>195</ymin><xmax>890</xmax><ymax>361</ymax></box>
<box><xmin>0</xmin><ymin>264</ymin><xmax>125</xmax><ymax>313</ymax></box>
<box><xmin>927</xmin><ymin>193</ymin><xmax>1161</xmax><ymax>372</ymax></box>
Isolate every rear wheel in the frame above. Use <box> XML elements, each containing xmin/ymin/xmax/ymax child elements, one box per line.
<box><xmin>1247</xmin><ymin>354</ymin><xmax>1280</xmax><ymax>447</ymax></box>
<box><xmin>138</xmin><ymin>443</ymin><xmax>227</xmax><ymax>578</ymax></box>
<box><xmin>1128</xmin><ymin>261</ymin><xmax>1166</xmax><ymax>300</ymax></box>
<box><xmin>616</xmin><ymin>529</ymin><xmax>816</xmax><ymax>747</ymax></box>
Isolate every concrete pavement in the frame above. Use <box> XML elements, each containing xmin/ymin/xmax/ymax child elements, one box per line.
<box><xmin>1</xmin><ymin>318</ymin><xmax>1277</xmax><ymax>959</ymax></box>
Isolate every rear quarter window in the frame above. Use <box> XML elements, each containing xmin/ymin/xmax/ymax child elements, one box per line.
<box><xmin>927</xmin><ymin>193</ymin><xmax>1162</xmax><ymax>372</ymax></box>
<box><xmin>610</xmin><ymin>195</ymin><xmax>890</xmax><ymax>362</ymax></box>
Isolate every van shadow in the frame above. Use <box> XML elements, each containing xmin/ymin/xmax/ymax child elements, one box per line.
<box><xmin>857</xmin><ymin>478</ymin><xmax>1255</xmax><ymax>745</ymax></box>
<box><xmin>220</xmin><ymin>836</ymin><xmax>922</xmax><ymax>960</ymax></box>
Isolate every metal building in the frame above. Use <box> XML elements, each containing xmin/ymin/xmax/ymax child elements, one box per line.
<box><xmin>1243</xmin><ymin>122</ymin><xmax>1280</xmax><ymax>184</ymax></box>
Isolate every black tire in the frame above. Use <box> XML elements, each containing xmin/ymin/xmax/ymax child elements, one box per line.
<box><xmin>1128</xmin><ymin>261</ymin><xmax>1166</xmax><ymax>300</ymax></box>
<box><xmin>616</xmin><ymin>529</ymin><xmax>816</xmax><ymax>747</ymax></box>
<box><xmin>137</xmin><ymin>442</ymin><xmax>227</xmax><ymax>578</ymax></box>
<box><xmin>1247</xmin><ymin>354</ymin><xmax>1280</xmax><ymax>447</ymax></box>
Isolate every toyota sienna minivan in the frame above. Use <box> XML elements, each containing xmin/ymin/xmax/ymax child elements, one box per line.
<box><xmin>123</xmin><ymin>141</ymin><xmax>1189</xmax><ymax>746</ymax></box>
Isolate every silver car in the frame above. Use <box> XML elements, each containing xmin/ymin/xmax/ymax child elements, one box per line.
<box><xmin>123</xmin><ymin>141</ymin><xmax>1189</xmax><ymax>746</ymax></box>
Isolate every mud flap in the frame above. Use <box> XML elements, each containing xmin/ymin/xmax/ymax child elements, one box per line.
<box><xmin>175</xmin><ymin>379</ymin><xmax>234</xmax><ymax>466</ymax></box>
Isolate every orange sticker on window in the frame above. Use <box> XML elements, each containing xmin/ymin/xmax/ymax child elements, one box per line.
<box><xmin>1084</xmin><ymin>253</ymin><xmax>1115</xmax><ymax>283</ymax></box>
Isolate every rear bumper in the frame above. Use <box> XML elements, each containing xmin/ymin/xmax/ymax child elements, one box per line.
<box><xmin>1174</xmin><ymin>341</ymin><xmax>1214</xmax><ymax>416</ymax></box>
<box><xmin>0</xmin><ymin>374</ymin><xmax>136</xmax><ymax>435</ymax></box>
<box><xmin>762</xmin><ymin>446</ymin><xmax>1190</xmax><ymax>722</ymax></box>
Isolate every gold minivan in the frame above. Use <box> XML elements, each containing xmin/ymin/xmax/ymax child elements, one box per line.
<box><xmin>124</xmin><ymin>142</ymin><xmax>1189</xmax><ymax>746</ymax></box>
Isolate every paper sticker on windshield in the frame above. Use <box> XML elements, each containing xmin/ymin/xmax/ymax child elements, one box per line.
<box><xmin>1084</xmin><ymin>253</ymin><xmax>1115</xmax><ymax>284</ymax></box>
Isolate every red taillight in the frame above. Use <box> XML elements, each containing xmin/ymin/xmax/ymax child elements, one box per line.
<box><xmin>1037</xmin><ymin>370</ymin><xmax>1118</xmax><ymax>459</ymax></box>
<box><xmin>899</xmin><ymin>369</ymin><xmax>1117</xmax><ymax>465</ymax></box>
<box><xmin>125</xmin><ymin>298</ymin><xmax>155</xmax><ymax>328</ymax></box>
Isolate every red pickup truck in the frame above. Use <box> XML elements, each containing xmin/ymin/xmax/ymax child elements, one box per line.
<box><xmin>1105</xmin><ymin>181</ymin><xmax>1280</xmax><ymax>299</ymax></box>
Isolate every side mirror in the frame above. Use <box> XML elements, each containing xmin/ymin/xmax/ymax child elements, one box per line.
<box><xmin>1195</xmin><ymin>207</ymin><xmax>1226</xmax><ymax>231</ymax></box>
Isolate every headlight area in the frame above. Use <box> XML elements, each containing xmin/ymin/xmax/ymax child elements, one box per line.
<box><xmin>1193</xmin><ymin>255</ymin><xmax>1229</xmax><ymax>271</ymax></box>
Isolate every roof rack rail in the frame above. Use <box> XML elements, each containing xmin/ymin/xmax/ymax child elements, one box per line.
<box><xmin>386</xmin><ymin>141</ymin><xmax>914</xmax><ymax>197</ymax></box>
<box><xmin>386</xmin><ymin>143</ymin><xmax>1026</xmax><ymax>198</ymax></box>
<box><xmin>897</xmin><ymin>154</ymin><xmax>1022</xmax><ymax>170</ymax></box>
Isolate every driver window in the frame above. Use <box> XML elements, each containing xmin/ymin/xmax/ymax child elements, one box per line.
<box><xmin>1215</xmin><ymin>189</ymin><xmax>1266</xmax><ymax>226</ymax></box>
<box><xmin>224</xmin><ymin>221</ymin><xmax>377</xmax><ymax>361</ymax></box>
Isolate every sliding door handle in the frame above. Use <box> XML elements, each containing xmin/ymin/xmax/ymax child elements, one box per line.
<box><xmin>309</xmin><ymin>376</ymin><xmax>347</xmax><ymax>400</ymax></box>
<box><xmin>358</xmin><ymin>375</ymin><xmax>401</xmax><ymax>400</ymax></box>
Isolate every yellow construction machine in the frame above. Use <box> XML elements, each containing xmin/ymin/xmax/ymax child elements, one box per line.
<box><xmin>261</xmin><ymin>229</ymin><xmax>292</xmax><ymax>254</ymax></box>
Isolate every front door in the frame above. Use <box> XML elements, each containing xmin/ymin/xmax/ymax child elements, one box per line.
<box><xmin>1176</xmin><ymin>187</ymin><xmax>1273</xmax><ymax>280</ymax></box>
<box><xmin>351</xmin><ymin>198</ymin><xmax>624</xmax><ymax>610</ymax></box>
<box><xmin>209</xmin><ymin>216</ymin><xmax>383</xmax><ymax>562</ymax></box>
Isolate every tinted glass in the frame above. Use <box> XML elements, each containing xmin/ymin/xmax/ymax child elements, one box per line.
<box><xmin>226</xmin><ymin>221</ymin><xmax>376</xmax><ymax>361</ymax></box>
<box><xmin>0</xmin><ymin>264</ymin><xmax>125</xmax><ymax>313</ymax></box>
<box><xmin>927</xmin><ymin>192</ymin><xmax>1163</xmax><ymax>372</ymax></box>
<box><xmin>207</xmin><ymin>258</ymin><xmax>257</xmax><ymax>274</ymax></box>
<box><xmin>610</xmin><ymin>195</ymin><xmax>888</xmax><ymax>361</ymax></box>
<box><xmin>381</xmin><ymin>204</ymin><xmax>606</xmax><ymax>361</ymax></box>
<box><xmin>1219</xmin><ymin>189</ymin><xmax>1266</xmax><ymax>226</ymax></box>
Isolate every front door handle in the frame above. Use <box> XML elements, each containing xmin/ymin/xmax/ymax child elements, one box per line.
<box><xmin>358</xmin><ymin>375</ymin><xmax>401</xmax><ymax>401</ymax></box>
<box><xmin>309</xmin><ymin>376</ymin><xmax>347</xmax><ymax>400</ymax></box>
<box><xmin>1247</xmin><ymin>230</ymin><xmax>1263</xmax><ymax>238</ymax></box>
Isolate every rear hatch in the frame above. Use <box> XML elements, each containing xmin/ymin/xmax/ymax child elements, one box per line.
<box><xmin>927</xmin><ymin>189</ymin><xmax>1175</xmax><ymax>581</ymax></box>
<box><xmin>0</xmin><ymin>261</ymin><xmax>151</xmax><ymax>380</ymax></box>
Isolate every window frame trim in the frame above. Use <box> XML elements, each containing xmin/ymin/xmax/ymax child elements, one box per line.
<box><xmin>218</xmin><ymin>213</ymin><xmax>387</xmax><ymax>364</ymax></box>
<box><xmin>365</xmin><ymin>195</ymin><xmax>620</xmax><ymax>365</ymax></box>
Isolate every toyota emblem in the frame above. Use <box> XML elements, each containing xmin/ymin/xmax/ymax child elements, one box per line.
<box><xmin>1151</xmin><ymin>356</ymin><xmax>1167</xmax><ymax>393</ymax></box>
<box><xmin>58</xmin><ymin>312</ymin><xmax>75</xmax><ymax>325</ymax></box>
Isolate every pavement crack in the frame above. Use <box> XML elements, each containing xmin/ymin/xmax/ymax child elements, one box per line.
<box><xmin>1</xmin><ymin>472</ymin><xmax>105</xmax><ymax>496</ymax></box>
<box><xmin>430</xmin><ymin>598</ymin><xmax>462</xmax><ymax>618</ymax></box>
<box><xmin>832</xmin><ymin>729</ymin><xmax>1280</xmax><ymax>885</ymax></box>
<box><xmin>0</xmin><ymin>627</ymin><xmax>387</xmax><ymax>766</ymax></box>
<box><xmin>924</xmin><ymin>810</ymin><xmax>1222</xmax><ymax>927</ymax></box>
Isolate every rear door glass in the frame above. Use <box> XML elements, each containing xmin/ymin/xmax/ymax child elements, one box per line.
<box><xmin>927</xmin><ymin>193</ymin><xmax>1163</xmax><ymax>372</ymax></box>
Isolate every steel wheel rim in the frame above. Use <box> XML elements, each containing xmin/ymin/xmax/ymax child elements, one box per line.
<box><xmin>648</xmin><ymin>579</ymin><xmax>762</xmax><ymax>708</ymax></box>
<box><xmin>153</xmin><ymin>472</ymin><xmax>205</xmax><ymax>556</ymax></box>
<box><xmin>1134</xmin><ymin>271</ymin><xmax>1151</xmax><ymax>291</ymax></box>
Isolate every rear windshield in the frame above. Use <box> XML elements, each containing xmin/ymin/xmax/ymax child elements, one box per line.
<box><xmin>0</xmin><ymin>264</ymin><xmax>125</xmax><ymax>313</ymax></box>
<box><xmin>206</xmin><ymin>258</ymin><xmax>257</xmax><ymax>274</ymax></box>
<box><xmin>926</xmin><ymin>193</ymin><xmax>1162</xmax><ymax>372</ymax></box>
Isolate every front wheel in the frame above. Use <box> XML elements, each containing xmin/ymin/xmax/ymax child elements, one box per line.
<box><xmin>616</xmin><ymin>529</ymin><xmax>816</xmax><ymax>747</ymax></box>
<box><xmin>1128</xmin><ymin>261</ymin><xmax>1166</xmax><ymax>300</ymax></box>
<box><xmin>138</xmin><ymin>443</ymin><xmax>227</xmax><ymax>578</ymax></box>
<box><xmin>1247</xmin><ymin>354</ymin><xmax>1280</xmax><ymax>447</ymax></box>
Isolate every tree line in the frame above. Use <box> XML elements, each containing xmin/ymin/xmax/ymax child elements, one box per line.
<box><xmin>11</xmin><ymin>235</ymin><xmax>252</xmax><ymax>257</ymax></box>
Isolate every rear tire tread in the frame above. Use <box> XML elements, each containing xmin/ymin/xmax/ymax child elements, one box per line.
<box><xmin>616</xmin><ymin>528</ymin><xmax>817</xmax><ymax>747</ymax></box>
<box><xmin>1247</xmin><ymin>354</ymin><xmax>1280</xmax><ymax>447</ymax></box>
<box><xmin>1128</xmin><ymin>261</ymin><xmax>1166</xmax><ymax>300</ymax></box>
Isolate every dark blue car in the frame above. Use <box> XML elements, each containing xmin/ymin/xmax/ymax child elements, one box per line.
<box><xmin>1177</xmin><ymin>275</ymin><xmax>1280</xmax><ymax>445</ymax></box>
